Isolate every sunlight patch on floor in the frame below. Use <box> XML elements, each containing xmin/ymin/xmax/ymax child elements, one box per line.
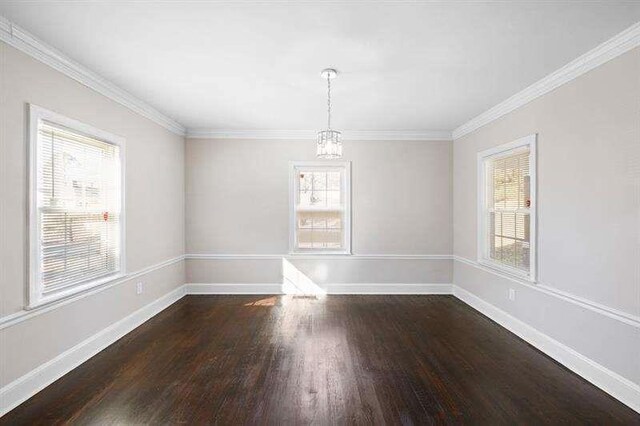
<box><xmin>244</xmin><ymin>296</ymin><xmax>278</xmax><ymax>306</ymax></box>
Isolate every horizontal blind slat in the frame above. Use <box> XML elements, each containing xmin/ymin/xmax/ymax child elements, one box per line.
<box><xmin>36</xmin><ymin>120</ymin><xmax>122</xmax><ymax>291</ymax></box>
<box><xmin>487</xmin><ymin>147</ymin><xmax>531</xmax><ymax>272</ymax></box>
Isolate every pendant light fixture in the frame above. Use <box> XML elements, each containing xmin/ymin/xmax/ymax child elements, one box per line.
<box><xmin>316</xmin><ymin>68</ymin><xmax>343</xmax><ymax>159</ymax></box>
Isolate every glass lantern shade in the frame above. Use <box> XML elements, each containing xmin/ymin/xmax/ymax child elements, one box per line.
<box><xmin>316</xmin><ymin>129</ymin><xmax>343</xmax><ymax>159</ymax></box>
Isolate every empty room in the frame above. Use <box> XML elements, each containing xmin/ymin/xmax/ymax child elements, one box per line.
<box><xmin>0</xmin><ymin>1</ymin><xmax>639</xmax><ymax>424</ymax></box>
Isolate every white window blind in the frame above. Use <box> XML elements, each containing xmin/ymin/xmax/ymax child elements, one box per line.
<box><xmin>29</xmin><ymin>105</ymin><xmax>124</xmax><ymax>307</ymax></box>
<box><xmin>478</xmin><ymin>135</ymin><xmax>536</xmax><ymax>280</ymax></box>
<box><xmin>290</xmin><ymin>162</ymin><xmax>351</xmax><ymax>254</ymax></box>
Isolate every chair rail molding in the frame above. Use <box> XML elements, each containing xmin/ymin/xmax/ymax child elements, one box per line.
<box><xmin>453</xmin><ymin>255</ymin><xmax>640</xmax><ymax>329</ymax></box>
<box><xmin>185</xmin><ymin>253</ymin><xmax>453</xmax><ymax>260</ymax></box>
<box><xmin>0</xmin><ymin>255</ymin><xmax>186</xmax><ymax>330</ymax></box>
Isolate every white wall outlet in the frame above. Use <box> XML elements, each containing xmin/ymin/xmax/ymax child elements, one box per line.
<box><xmin>136</xmin><ymin>282</ymin><xmax>144</xmax><ymax>295</ymax></box>
<box><xmin>508</xmin><ymin>288</ymin><xmax>516</xmax><ymax>301</ymax></box>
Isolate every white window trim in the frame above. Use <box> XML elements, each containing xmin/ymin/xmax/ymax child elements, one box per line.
<box><xmin>289</xmin><ymin>161</ymin><xmax>352</xmax><ymax>255</ymax></box>
<box><xmin>28</xmin><ymin>104</ymin><xmax>127</xmax><ymax>309</ymax></box>
<box><xmin>477</xmin><ymin>134</ymin><xmax>537</xmax><ymax>282</ymax></box>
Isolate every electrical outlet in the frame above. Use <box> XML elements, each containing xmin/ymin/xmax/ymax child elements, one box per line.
<box><xmin>508</xmin><ymin>288</ymin><xmax>516</xmax><ymax>301</ymax></box>
<box><xmin>136</xmin><ymin>282</ymin><xmax>144</xmax><ymax>295</ymax></box>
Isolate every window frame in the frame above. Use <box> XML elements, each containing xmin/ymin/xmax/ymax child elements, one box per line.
<box><xmin>28</xmin><ymin>104</ymin><xmax>126</xmax><ymax>309</ymax></box>
<box><xmin>289</xmin><ymin>161</ymin><xmax>352</xmax><ymax>255</ymax></box>
<box><xmin>477</xmin><ymin>134</ymin><xmax>537</xmax><ymax>282</ymax></box>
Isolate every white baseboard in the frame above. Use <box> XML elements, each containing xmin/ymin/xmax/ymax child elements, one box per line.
<box><xmin>186</xmin><ymin>283</ymin><xmax>283</xmax><ymax>294</ymax></box>
<box><xmin>185</xmin><ymin>283</ymin><xmax>453</xmax><ymax>295</ymax></box>
<box><xmin>325</xmin><ymin>283</ymin><xmax>452</xmax><ymax>294</ymax></box>
<box><xmin>0</xmin><ymin>285</ymin><xmax>187</xmax><ymax>417</ymax></box>
<box><xmin>452</xmin><ymin>285</ymin><xmax>640</xmax><ymax>414</ymax></box>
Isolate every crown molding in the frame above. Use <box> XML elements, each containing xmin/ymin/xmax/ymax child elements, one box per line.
<box><xmin>452</xmin><ymin>22</ymin><xmax>640</xmax><ymax>140</ymax></box>
<box><xmin>5</xmin><ymin>10</ymin><xmax>637</xmax><ymax>143</ymax></box>
<box><xmin>0</xmin><ymin>15</ymin><xmax>186</xmax><ymax>136</ymax></box>
<box><xmin>185</xmin><ymin>128</ymin><xmax>452</xmax><ymax>141</ymax></box>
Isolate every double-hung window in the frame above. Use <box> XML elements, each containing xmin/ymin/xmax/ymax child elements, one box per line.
<box><xmin>29</xmin><ymin>105</ymin><xmax>125</xmax><ymax>308</ymax></box>
<box><xmin>478</xmin><ymin>134</ymin><xmax>536</xmax><ymax>281</ymax></box>
<box><xmin>289</xmin><ymin>162</ymin><xmax>351</xmax><ymax>254</ymax></box>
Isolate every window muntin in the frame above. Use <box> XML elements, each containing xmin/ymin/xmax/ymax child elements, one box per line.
<box><xmin>290</xmin><ymin>162</ymin><xmax>351</xmax><ymax>254</ymax></box>
<box><xmin>478</xmin><ymin>135</ymin><xmax>536</xmax><ymax>280</ymax></box>
<box><xmin>29</xmin><ymin>105</ymin><xmax>125</xmax><ymax>307</ymax></box>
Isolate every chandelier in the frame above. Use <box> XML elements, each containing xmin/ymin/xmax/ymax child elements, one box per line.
<box><xmin>316</xmin><ymin>68</ymin><xmax>342</xmax><ymax>159</ymax></box>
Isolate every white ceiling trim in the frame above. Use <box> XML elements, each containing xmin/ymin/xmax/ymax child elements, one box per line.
<box><xmin>452</xmin><ymin>21</ymin><xmax>640</xmax><ymax>140</ymax></box>
<box><xmin>186</xmin><ymin>129</ymin><xmax>452</xmax><ymax>141</ymax></box>
<box><xmin>0</xmin><ymin>15</ymin><xmax>186</xmax><ymax>136</ymax></box>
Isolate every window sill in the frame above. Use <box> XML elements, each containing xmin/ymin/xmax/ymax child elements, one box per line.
<box><xmin>295</xmin><ymin>207</ymin><xmax>345</xmax><ymax>212</ymax></box>
<box><xmin>28</xmin><ymin>271</ymin><xmax>126</xmax><ymax>310</ymax></box>
<box><xmin>288</xmin><ymin>251</ymin><xmax>352</xmax><ymax>257</ymax></box>
<box><xmin>477</xmin><ymin>258</ymin><xmax>536</xmax><ymax>283</ymax></box>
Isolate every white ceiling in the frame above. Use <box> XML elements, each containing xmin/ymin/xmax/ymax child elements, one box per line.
<box><xmin>1</xmin><ymin>1</ymin><xmax>639</xmax><ymax>133</ymax></box>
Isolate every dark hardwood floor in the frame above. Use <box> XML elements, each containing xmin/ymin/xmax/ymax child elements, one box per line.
<box><xmin>2</xmin><ymin>295</ymin><xmax>638</xmax><ymax>425</ymax></box>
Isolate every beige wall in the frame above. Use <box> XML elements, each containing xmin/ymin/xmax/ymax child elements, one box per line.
<box><xmin>186</xmin><ymin>258</ymin><xmax>453</xmax><ymax>285</ymax></box>
<box><xmin>453</xmin><ymin>47</ymin><xmax>640</xmax><ymax>383</ymax></box>
<box><xmin>0</xmin><ymin>42</ymin><xmax>185</xmax><ymax>386</ymax></box>
<box><xmin>185</xmin><ymin>138</ymin><xmax>453</xmax><ymax>284</ymax></box>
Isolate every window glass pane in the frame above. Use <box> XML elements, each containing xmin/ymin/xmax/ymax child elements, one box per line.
<box><xmin>495</xmin><ymin>235</ymin><xmax>504</xmax><ymax>262</ymax></box>
<box><xmin>326</xmin><ymin>212</ymin><xmax>341</xmax><ymax>229</ymax></box>
<box><xmin>521</xmin><ymin>241</ymin><xmax>531</xmax><ymax>269</ymax></box>
<box><xmin>504</xmin><ymin>156</ymin><xmax>519</xmax><ymax>210</ymax></box>
<box><xmin>520</xmin><ymin>162</ymin><xmax>530</xmax><ymax>209</ymax></box>
<box><xmin>312</xmin><ymin>213</ymin><xmax>327</xmax><ymax>229</ymax></box>
<box><xmin>311</xmin><ymin>229</ymin><xmax>342</xmax><ymax>249</ymax></box>
<box><xmin>485</xmin><ymin>147</ymin><xmax>531</xmax><ymax>273</ymax></box>
<box><xmin>488</xmin><ymin>212</ymin><xmax>496</xmax><ymax>259</ymax></box>
<box><xmin>501</xmin><ymin>212</ymin><xmax>516</xmax><ymax>239</ymax></box>
<box><xmin>293</xmin><ymin>165</ymin><xmax>348</xmax><ymax>251</ymax></box>
<box><xmin>297</xmin><ymin>229</ymin><xmax>313</xmax><ymax>248</ymax></box>
<box><xmin>312</xmin><ymin>172</ymin><xmax>327</xmax><ymax>190</ymax></box>
<box><xmin>492</xmin><ymin>158</ymin><xmax>506</xmax><ymax>209</ymax></box>
<box><xmin>497</xmin><ymin>237</ymin><xmax>517</xmax><ymax>266</ymax></box>
<box><xmin>515</xmin><ymin>212</ymin><xmax>527</xmax><ymax>241</ymax></box>
<box><xmin>299</xmin><ymin>190</ymin><xmax>312</xmax><ymax>207</ymax></box>
<box><xmin>299</xmin><ymin>172</ymin><xmax>312</xmax><ymax>193</ymax></box>
<box><xmin>37</xmin><ymin>121</ymin><xmax>121</xmax><ymax>291</ymax></box>
<box><xmin>310</xmin><ymin>190</ymin><xmax>326</xmax><ymax>208</ymax></box>
<box><xmin>327</xmin><ymin>172</ymin><xmax>341</xmax><ymax>190</ymax></box>
<box><xmin>327</xmin><ymin>190</ymin><xmax>341</xmax><ymax>208</ymax></box>
<box><xmin>297</xmin><ymin>213</ymin><xmax>312</xmax><ymax>229</ymax></box>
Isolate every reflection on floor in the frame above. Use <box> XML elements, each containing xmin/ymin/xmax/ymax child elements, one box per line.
<box><xmin>2</xmin><ymin>295</ymin><xmax>638</xmax><ymax>424</ymax></box>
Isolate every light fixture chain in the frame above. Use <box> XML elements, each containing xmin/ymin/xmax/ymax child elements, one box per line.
<box><xmin>327</xmin><ymin>74</ymin><xmax>331</xmax><ymax>130</ymax></box>
<box><xmin>316</xmin><ymin>68</ymin><xmax>342</xmax><ymax>159</ymax></box>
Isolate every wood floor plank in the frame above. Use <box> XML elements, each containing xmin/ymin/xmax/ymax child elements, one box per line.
<box><xmin>2</xmin><ymin>295</ymin><xmax>638</xmax><ymax>425</ymax></box>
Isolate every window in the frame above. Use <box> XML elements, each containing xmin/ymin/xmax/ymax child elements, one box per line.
<box><xmin>289</xmin><ymin>162</ymin><xmax>351</xmax><ymax>254</ymax></box>
<box><xmin>478</xmin><ymin>134</ymin><xmax>536</xmax><ymax>281</ymax></box>
<box><xmin>29</xmin><ymin>105</ymin><xmax>125</xmax><ymax>308</ymax></box>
